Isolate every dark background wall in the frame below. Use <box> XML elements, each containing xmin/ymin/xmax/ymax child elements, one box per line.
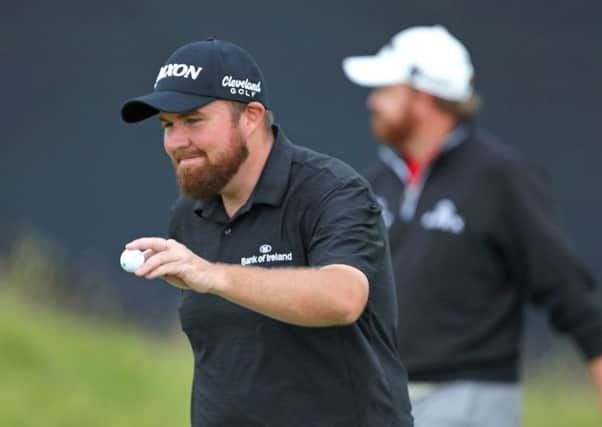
<box><xmin>2</xmin><ymin>1</ymin><xmax>601</xmax><ymax>334</ymax></box>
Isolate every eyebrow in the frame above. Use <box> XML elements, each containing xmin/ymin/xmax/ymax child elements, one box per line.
<box><xmin>159</xmin><ymin>110</ymin><xmax>203</xmax><ymax>122</ymax></box>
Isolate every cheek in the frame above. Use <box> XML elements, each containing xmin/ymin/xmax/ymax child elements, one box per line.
<box><xmin>371</xmin><ymin>95</ymin><xmax>395</xmax><ymax>115</ymax></box>
<box><xmin>203</xmin><ymin>129</ymin><xmax>233</xmax><ymax>160</ymax></box>
<box><xmin>389</xmin><ymin>98</ymin><xmax>412</xmax><ymax>122</ymax></box>
<box><xmin>163</xmin><ymin>138</ymin><xmax>176</xmax><ymax>161</ymax></box>
<box><xmin>198</xmin><ymin>119</ymin><xmax>230</xmax><ymax>144</ymax></box>
<box><xmin>372</xmin><ymin>104</ymin><xmax>395</xmax><ymax>125</ymax></box>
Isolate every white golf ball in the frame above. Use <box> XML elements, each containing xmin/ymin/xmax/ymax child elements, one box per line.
<box><xmin>120</xmin><ymin>249</ymin><xmax>145</xmax><ymax>273</ymax></box>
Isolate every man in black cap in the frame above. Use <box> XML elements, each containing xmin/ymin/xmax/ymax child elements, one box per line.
<box><xmin>120</xmin><ymin>38</ymin><xmax>413</xmax><ymax>427</ymax></box>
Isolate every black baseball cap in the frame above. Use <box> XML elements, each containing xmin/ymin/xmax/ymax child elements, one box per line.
<box><xmin>121</xmin><ymin>38</ymin><xmax>269</xmax><ymax>123</ymax></box>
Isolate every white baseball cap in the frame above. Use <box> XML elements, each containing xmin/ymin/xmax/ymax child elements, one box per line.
<box><xmin>342</xmin><ymin>25</ymin><xmax>474</xmax><ymax>101</ymax></box>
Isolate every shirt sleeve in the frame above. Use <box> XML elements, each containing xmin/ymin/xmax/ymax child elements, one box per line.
<box><xmin>497</xmin><ymin>158</ymin><xmax>602</xmax><ymax>359</ymax></box>
<box><xmin>303</xmin><ymin>177</ymin><xmax>388</xmax><ymax>286</ymax></box>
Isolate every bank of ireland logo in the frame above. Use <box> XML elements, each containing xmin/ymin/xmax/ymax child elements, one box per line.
<box><xmin>240</xmin><ymin>243</ymin><xmax>292</xmax><ymax>266</ymax></box>
<box><xmin>259</xmin><ymin>244</ymin><xmax>272</xmax><ymax>254</ymax></box>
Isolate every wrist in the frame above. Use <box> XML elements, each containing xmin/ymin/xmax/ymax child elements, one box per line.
<box><xmin>203</xmin><ymin>263</ymin><xmax>230</xmax><ymax>296</ymax></box>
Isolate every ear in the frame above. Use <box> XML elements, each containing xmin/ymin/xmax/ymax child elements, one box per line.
<box><xmin>240</xmin><ymin>101</ymin><xmax>266</xmax><ymax>137</ymax></box>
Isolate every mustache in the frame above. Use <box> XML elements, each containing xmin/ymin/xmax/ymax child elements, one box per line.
<box><xmin>173</xmin><ymin>148</ymin><xmax>207</xmax><ymax>162</ymax></box>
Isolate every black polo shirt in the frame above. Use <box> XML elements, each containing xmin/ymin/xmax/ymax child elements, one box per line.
<box><xmin>168</xmin><ymin>125</ymin><xmax>413</xmax><ymax>427</ymax></box>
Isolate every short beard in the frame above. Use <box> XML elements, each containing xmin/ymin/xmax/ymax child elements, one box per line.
<box><xmin>372</xmin><ymin>114</ymin><xmax>414</xmax><ymax>146</ymax></box>
<box><xmin>175</xmin><ymin>128</ymin><xmax>249</xmax><ymax>200</ymax></box>
<box><xmin>371</xmin><ymin>94</ymin><xmax>417</xmax><ymax>149</ymax></box>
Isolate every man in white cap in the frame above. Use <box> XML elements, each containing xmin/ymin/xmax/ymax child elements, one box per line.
<box><xmin>343</xmin><ymin>25</ymin><xmax>602</xmax><ymax>426</ymax></box>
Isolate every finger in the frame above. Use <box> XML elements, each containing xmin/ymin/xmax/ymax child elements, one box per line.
<box><xmin>135</xmin><ymin>249</ymin><xmax>181</xmax><ymax>277</ymax></box>
<box><xmin>143</xmin><ymin>248</ymin><xmax>155</xmax><ymax>261</ymax></box>
<box><xmin>144</xmin><ymin>260</ymin><xmax>182</xmax><ymax>280</ymax></box>
<box><xmin>163</xmin><ymin>274</ymin><xmax>189</xmax><ymax>289</ymax></box>
<box><xmin>126</xmin><ymin>237</ymin><xmax>170</xmax><ymax>252</ymax></box>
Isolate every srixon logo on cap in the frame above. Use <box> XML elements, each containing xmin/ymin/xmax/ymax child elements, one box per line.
<box><xmin>221</xmin><ymin>75</ymin><xmax>262</xmax><ymax>98</ymax></box>
<box><xmin>154</xmin><ymin>64</ymin><xmax>203</xmax><ymax>88</ymax></box>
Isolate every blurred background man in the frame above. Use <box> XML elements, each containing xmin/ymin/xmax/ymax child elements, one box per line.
<box><xmin>342</xmin><ymin>25</ymin><xmax>602</xmax><ymax>427</ymax></box>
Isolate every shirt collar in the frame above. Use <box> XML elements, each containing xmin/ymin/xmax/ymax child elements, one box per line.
<box><xmin>247</xmin><ymin>124</ymin><xmax>294</xmax><ymax>207</ymax></box>
<box><xmin>193</xmin><ymin>124</ymin><xmax>293</xmax><ymax>221</ymax></box>
<box><xmin>378</xmin><ymin>121</ymin><xmax>472</xmax><ymax>184</ymax></box>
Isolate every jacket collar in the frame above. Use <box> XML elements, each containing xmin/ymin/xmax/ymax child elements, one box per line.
<box><xmin>378</xmin><ymin>122</ymin><xmax>473</xmax><ymax>184</ymax></box>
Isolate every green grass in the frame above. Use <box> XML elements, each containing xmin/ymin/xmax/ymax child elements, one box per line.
<box><xmin>0</xmin><ymin>291</ymin><xmax>600</xmax><ymax>426</ymax></box>
<box><xmin>523</xmin><ymin>359</ymin><xmax>600</xmax><ymax>427</ymax></box>
<box><xmin>0</xmin><ymin>293</ymin><xmax>192</xmax><ymax>427</ymax></box>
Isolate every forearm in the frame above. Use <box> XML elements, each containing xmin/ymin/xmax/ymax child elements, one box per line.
<box><xmin>588</xmin><ymin>356</ymin><xmax>602</xmax><ymax>409</ymax></box>
<box><xmin>210</xmin><ymin>264</ymin><xmax>369</xmax><ymax>327</ymax></box>
<box><xmin>125</xmin><ymin>237</ymin><xmax>369</xmax><ymax>327</ymax></box>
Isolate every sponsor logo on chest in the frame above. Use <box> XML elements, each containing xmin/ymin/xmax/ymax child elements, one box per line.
<box><xmin>421</xmin><ymin>199</ymin><xmax>465</xmax><ymax>234</ymax></box>
<box><xmin>241</xmin><ymin>243</ymin><xmax>293</xmax><ymax>266</ymax></box>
